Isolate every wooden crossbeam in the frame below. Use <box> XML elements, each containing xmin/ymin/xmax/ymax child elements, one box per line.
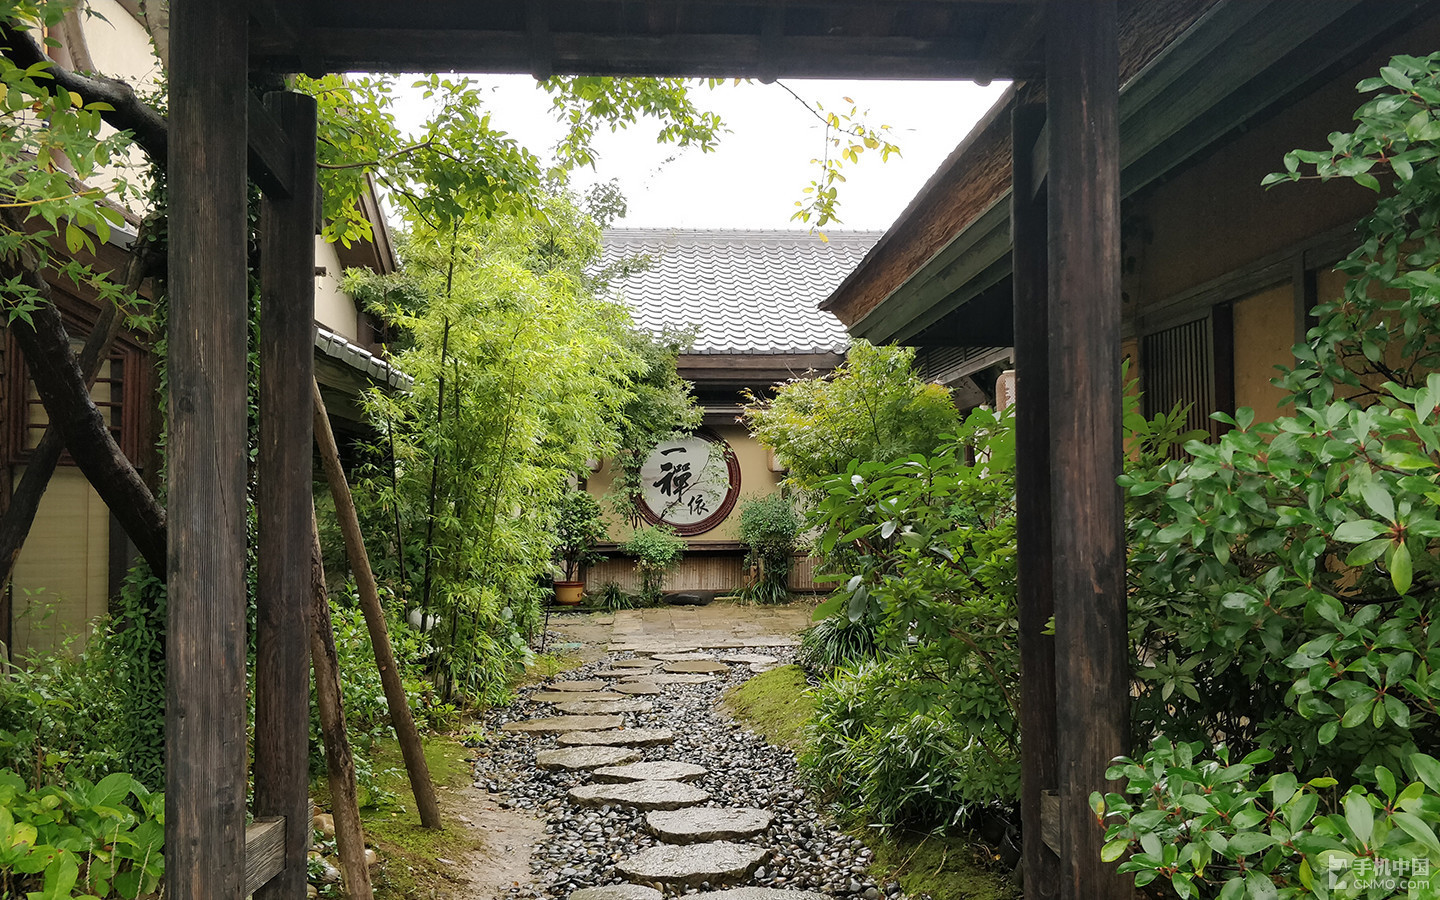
<box><xmin>243</xmin><ymin>818</ymin><xmax>287</xmax><ymax>897</ymax></box>
<box><xmin>247</xmin><ymin>94</ymin><xmax>295</xmax><ymax>200</ymax></box>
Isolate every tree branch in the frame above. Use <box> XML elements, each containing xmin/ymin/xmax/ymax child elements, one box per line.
<box><xmin>0</xmin><ymin>22</ymin><xmax>168</xmax><ymax>166</ymax></box>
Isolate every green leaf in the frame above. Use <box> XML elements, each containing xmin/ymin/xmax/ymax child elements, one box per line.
<box><xmin>1345</xmin><ymin>793</ymin><xmax>1374</xmax><ymax>844</ymax></box>
<box><xmin>1227</xmin><ymin>831</ymin><xmax>1275</xmax><ymax>855</ymax></box>
<box><xmin>1101</xmin><ymin>838</ymin><xmax>1130</xmax><ymax>863</ymax></box>
<box><xmin>1392</xmin><ymin>810</ymin><xmax>1440</xmax><ymax>857</ymax></box>
<box><xmin>1362</xmin><ymin>482</ymin><xmax>1396</xmax><ymax>522</ymax></box>
<box><xmin>1389</xmin><ymin>541</ymin><xmax>1413</xmax><ymax>595</ymax></box>
<box><xmin>1334</xmin><ymin>519</ymin><xmax>1389</xmax><ymax>542</ymax></box>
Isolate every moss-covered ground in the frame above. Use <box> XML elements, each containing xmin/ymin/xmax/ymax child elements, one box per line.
<box><xmin>720</xmin><ymin>663</ymin><xmax>816</xmax><ymax>750</ymax></box>
<box><xmin>866</xmin><ymin>831</ymin><xmax>1019</xmax><ymax>900</ymax></box>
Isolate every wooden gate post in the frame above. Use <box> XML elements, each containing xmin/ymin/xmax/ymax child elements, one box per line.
<box><xmin>1012</xmin><ymin>82</ymin><xmax>1060</xmax><ymax>900</ymax></box>
<box><xmin>255</xmin><ymin>90</ymin><xmax>319</xmax><ymax>900</ymax></box>
<box><xmin>1045</xmin><ymin>2</ymin><xmax>1131</xmax><ymax>899</ymax></box>
<box><xmin>166</xmin><ymin>1</ymin><xmax>250</xmax><ymax>897</ymax></box>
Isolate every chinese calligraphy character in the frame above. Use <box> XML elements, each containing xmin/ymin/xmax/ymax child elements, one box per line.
<box><xmin>687</xmin><ymin>494</ymin><xmax>709</xmax><ymax>516</ymax></box>
<box><xmin>653</xmin><ymin>446</ymin><xmax>694</xmax><ymax>500</ymax></box>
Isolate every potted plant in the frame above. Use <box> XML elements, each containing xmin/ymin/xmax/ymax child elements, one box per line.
<box><xmin>553</xmin><ymin>485</ymin><xmax>607</xmax><ymax>605</ymax></box>
<box><xmin>623</xmin><ymin>525</ymin><xmax>686</xmax><ymax>605</ymax></box>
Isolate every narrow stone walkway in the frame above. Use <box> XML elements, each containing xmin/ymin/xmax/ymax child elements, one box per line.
<box><xmin>475</xmin><ymin>605</ymin><xmax>883</xmax><ymax>900</ymax></box>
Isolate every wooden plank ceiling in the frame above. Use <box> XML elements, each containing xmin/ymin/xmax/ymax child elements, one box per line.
<box><xmin>248</xmin><ymin>1</ymin><xmax>1042</xmax><ymax>80</ymax></box>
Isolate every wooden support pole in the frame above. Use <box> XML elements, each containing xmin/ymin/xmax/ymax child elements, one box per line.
<box><xmin>1011</xmin><ymin>81</ymin><xmax>1060</xmax><ymax>900</ymax></box>
<box><xmin>1045</xmin><ymin>3</ymin><xmax>1131</xmax><ymax>899</ymax></box>
<box><xmin>313</xmin><ymin>379</ymin><xmax>443</xmax><ymax>829</ymax></box>
<box><xmin>166</xmin><ymin>1</ymin><xmax>249</xmax><ymax>897</ymax></box>
<box><xmin>254</xmin><ymin>90</ymin><xmax>318</xmax><ymax>900</ymax></box>
<box><xmin>310</xmin><ymin>509</ymin><xmax>376</xmax><ymax>900</ymax></box>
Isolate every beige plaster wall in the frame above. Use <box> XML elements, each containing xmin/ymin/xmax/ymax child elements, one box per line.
<box><xmin>1232</xmin><ymin>285</ymin><xmax>1294</xmax><ymax>422</ymax></box>
<box><xmin>10</xmin><ymin>468</ymin><xmax>110</xmax><ymax>659</ymax></box>
<box><xmin>315</xmin><ymin>239</ymin><xmax>359</xmax><ymax>341</ymax></box>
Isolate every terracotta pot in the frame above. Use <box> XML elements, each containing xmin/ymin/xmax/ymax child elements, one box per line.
<box><xmin>554</xmin><ymin>581</ymin><xmax>585</xmax><ymax>605</ymax></box>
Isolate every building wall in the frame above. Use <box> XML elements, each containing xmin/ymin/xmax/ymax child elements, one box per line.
<box><xmin>1231</xmin><ymin>285</ymin><xmax>1294</xmax><ymax>422</ymax></box>
<box><xmin>582</xmin><ymin>422</ymin><xmax>786</xmax><ymax>594</ymax></box>
<box><xmin>316</xmin><ymin>239</ymin><xmax>360</xmax><ymax>342</ymax></box>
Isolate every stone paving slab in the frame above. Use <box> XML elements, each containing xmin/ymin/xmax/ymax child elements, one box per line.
<box><xmin>617</xmin><ymin>841</ymin><xmax>768</xmax><ymax>888</ymax></box>
<box><xmin>645</xmin><ymin>808</ymin><xmax>773</xmax><ymax>844</ymax></box>
<box><xmin>568</xmin><ymin>780</ymin><xmax>711</xmax><ymax>810</ymax></box>
<box><xmin>591</xmin><ymin>669</ymin><xmax>643</xmax><ymax>679</ymax></box>
<box><xmin>555</xmin><ymin>699</ymin><xmax>655</xmax><ymax>715</ymax></box>
<box><xmin>607</xmin><ymin>658</ymin><xmax>659</xmax><ymax>669</ymax></box>
<box><xmin>612</xmin><ymin>682</ymin><xmax>662</xmax><ymax>696</ymax></box>
<box><xmin>535</xmin><ymin>746</ymin><xmax>643</xmax><ymax>771</ymax></box>
<box><xmin>627</xmin><ymin>674</ymin><xmax>715</xmax><ymax>685</ymax></box>
<box><xmin>548</xmin><ymin>680</ymin><xmax>609</xmax><ymax>692</ymax></box>
<box><xmin>651</xmin><ymin>652</ymin><xmax>717</xmax><ymax>662</ymax></box>
<box><xmin>568</xmin><ymin>887</ymin><xmax>663</xmax><ymax>900</ymax></box>
<box><xmin>716</xmin><ymin>653</ymin><xmax>779</xmax><ymax>666</ymax></box>
<box><xmin>662</xmin><ymin>660</ymin><xmax>732</xmax><ymax>674</ymax></box>
<box><xmin>688</xmin><ymin>889</ymin><xmax>831</xmax><ymax>900</ymax></box>
<box><xmin>591</xmin><ymin>761</ymin><xmax>709</xmax><ymax>783</ymax></box>
<box><xmin>530</xmin><ymin>691</ymin><xmax>627</xmax><ymax>704</ymax></box>
<box><xmin>557</xmin><ymin>728</ymin><xmax>676</xmax><ymax>747</ymax></box>
<box><xmin>499</xmin><ymin>715</ymin><xmax>623</xmax><ymax>734</ymax></box>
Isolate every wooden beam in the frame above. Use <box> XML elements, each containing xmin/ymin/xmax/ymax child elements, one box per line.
<box><xmin>254</xmin><ymin>90</ymin><xmax>318</xmax><ymax>900</ymax></box>
<box><xmin>166</xmin><ymin>1</ymin><xmax>250</xmax><ymax>897</ymax></box>
<box><xmin>1011</xmin><ymin>83</ymin><xmax>1058</xmax><ymax>900</ymax></box>
<box><xmin>1045</xmin><ymin>3</ymin><xmax>1130</xmax><ymax>899</ymax></box>
<box><xmin>243</xmin><ymin>818</ymin><xmax>287</xmax><ymax>897</ymax></box>
<box><xmin>247</xmin><ymin>93</ymin><xmax>295</xmax><ymax>200</ymax></box>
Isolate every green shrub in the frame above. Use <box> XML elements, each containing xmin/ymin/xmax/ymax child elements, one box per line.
<box><xmin>796</xmin><ymin>614</ymin><xmax>878</xmax><ymax>675</ymax></box>
<box><xmin>623</xmin><ymin>525</ymin><xmax>685</xmax><ymax>604</ymax></box>
<box><xmin>0</xmin><ymin>768</ymin><xmax>164</xmax><ymax>898</ymax></box>
<box><xmin>554</xmin><ymin>485</ymin><xmax>607</xmax><ymax>582</ymax></box>
<box><xmin>737</xmin><ymin>493</ymin><xmax>802</xmax><ymax>605</ymax></box>
<box><xmin>802</xmin><ymin>654</ymin><xmax>1019</xmax><ymax>829</ymax></box>
<box><xmin>592</xmin><ymin>581</ymin><xmax>640</xmax><ymax>611</ymax></box>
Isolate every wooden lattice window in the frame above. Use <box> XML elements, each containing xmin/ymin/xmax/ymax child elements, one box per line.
<box><xmin>1140</xmin><ymin>305</ymin><xmax>1234</xmax><ymax>447</ymax></box>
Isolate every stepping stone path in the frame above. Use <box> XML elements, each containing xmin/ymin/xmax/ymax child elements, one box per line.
<box><xmin>592</xmin><ymin>760</ymin><xmax>709</xmax><ymax>783</ymax></box>
<box><xmin>568</xmin><ymin>780</ymin><xmax>711</xmax><ymax>810</ymax></box>
<box><xmin>612</xmin><ymin>682</ymin><xmax>662</xmax><ymax>695</ymax></box>
<box><xmin>662</xmin><ymin>660</ymin><xmax>732</xmax><ymax>674</ymax></box>
<box><xmin>632</xmin><ymin>673</ymin><xmax>716</xmax><ymax>685</ymax></box>
<box><xmin>556</xmin><ymin>700</ymin><xmax>655</xmax><ymax>715</ymax></box>
<box><xmin>503</xmin><ymin>647</ymin><xmax>850</xmax><ymax>900</ymax></box>
<box><xmin>569</xmin><ymin>887</ymin><xmax>662</xmax><ymax>900</ymax></box>
<box><xmin>535</xmin><ymin>746</ymin><xmax>643</xmax><ymax>771</ymax></box>
<box><xmin>531</xmin><ymin>691</ymin><xmax>627</xmax><ymax>703</ymax></box>
<box><xmin>549</xmin><ymin>680</ymin><xmax>608</xmax><ymax>692</ymax></box>
<box><xmin>646</xmin><ymin>808</ymin><xmax>773</xmax><ymax>844</ymax></box>
<box><xmin>557</xmin><ymin>728</ymin><xmax>676</xmax><ymax>747</ymax></box>
<box><xmin>501</xmin><ymin>715</ymin><xmax>623</xmax><ymax>734</ymax></box>
<box><xmin>616</xmin><ymin>842</ymin><xmax>769</xmax><ymax>888</ymax></box>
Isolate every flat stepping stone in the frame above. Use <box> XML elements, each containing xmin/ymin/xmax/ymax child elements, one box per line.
<box><xmin>500</xmin><ymin>715</ymin><xmax>623</xmax><ymax>734</ymax></box>
<box><xmin>688</xmin><ymin>890</ymin><xmax>831</xmax><ymax>900</ymax></box>
<box><xmin>556</xmin><ymin>699</ymin><xmax>654</xmax><ymax>715</ymax></box>
<box><xmin>630</xmin><ymin>674</ymin><xmax>715</xmax><ymax>685</ymax></box>
<box><xmin>535</xmin><ymin>746</ymin><xmax>643</xmax><ymax>771</ymax></box>
<box><xmin>569</xmin><ymin>887</ymin><xmax>663</xmax><ymax>900</ymax></box>
<box><xmin>608</xmin><ymin>658</ymin><xmax>659</xmax><ymax>669</ymax></box>
<box><xmin>652</xmin><ymin>652</ymin><xmax>717</xmax><ymax>662</ymax></box>
<box><xmin>530</xmin><ymin>691</ymin><xmax>626</xmax><ymax>703</ymax></box>
<box><xmin>548</xmin><ymin>680</ymin><xmax>608</xmax><ymax>692</ymax></box>
<box><xmin>617</xmin><ymin>841</ymin><xmax>768</xmax><ymax>888</ymax></box>
<box><xmin>662</xmin><ymin>660</ymin><xmax>731</xmax><ymax>674</ymax></box>
<box><xmin>568</xmin><ymin>780</ymin><xmax>711</xmax><ymax>810</ymax></box>
<box><xmin>749</xmin><ymin>663</ymin><xmax>777</xmax><ymax>674</ymax></box>
<box><xmin>646</xmin><ymin>808</ymin><xmax>773</xmax><ymax>844</ymax></box>
<box><xmin>558</xmin><ymin>728</ymin><xmax>676</xmax><ymax>747</ymax></box>
<box><xmin>593</xmin><ymin>761</ymin><xmax>709</xmax><ymax>783</ymax></box>
<box><xmin>612</xmin><ymin>682</ymin><xmax>662</xmax><ymax>696</ymax></box>
<box><xmin>592</xmin><ymin>669</ymin><xmax>644</xmax><ymax>679</ymax></box>
<box><xmin>717</xmin><ymin>653</ymin><xmax>779</xmax><ymax>666</ymax></box>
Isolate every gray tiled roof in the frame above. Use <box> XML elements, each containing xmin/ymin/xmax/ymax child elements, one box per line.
<box><xmin>314</xmin><ymin>324</ymin><xmax>413</xmax><ymax>390</ymax></box>
<box><xmin>599</xmin><ymin>228</ymin><xmax>882</xmax><ymax>355</ymax></box>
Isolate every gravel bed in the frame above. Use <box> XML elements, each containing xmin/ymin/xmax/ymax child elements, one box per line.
<box><xmin>472</xmin><ymin>650</ymin><xmax>899</xmax><ymax>900</ymax></box>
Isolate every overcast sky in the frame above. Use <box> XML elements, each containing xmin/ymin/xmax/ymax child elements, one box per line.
<box><xmin>394</xmin><ymin>76</ymin><xmax>1009</xmax><ymax>232</ymax></box>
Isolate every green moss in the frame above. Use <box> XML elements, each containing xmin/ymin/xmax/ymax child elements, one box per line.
<box><xmin>867</xmin><ymin>832</ymin><xmax>1018</xmax><ymax>900</ymax></box>
<box><xmin>358</xmin><ymin>736</ymin><xmax>482</xmax><ymax>900</ymax></box>
<box><xmin>720</xmin><ymin>664</ymin><xmax>816</xmax><ymax>750</ymax></box>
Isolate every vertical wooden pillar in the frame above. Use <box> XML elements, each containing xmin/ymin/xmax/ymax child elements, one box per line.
<box><xmin>1012</xmin><ymin>82</ymin><xmax>1059</xmax><ymax>900</ymax></box>
<box><xmin>166</xmin><ymin>2</ymin><xmax>250</xmax><ymax>898</ymax></box>
<box><xmin>1045</xmin><ymin>3</ymin><xmax>1131</xmax><ymax>899</ymax></box>
<box><xmin>255</xmin><ymin>91</ymin><xmax>318</xmax><ymax>900</ymax></box>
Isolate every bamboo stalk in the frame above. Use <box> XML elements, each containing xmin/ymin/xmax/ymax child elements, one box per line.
<box><xmin>312</xmin><ymin>378</ymin><xmax>442</xmax><ymax>829</ymax></box>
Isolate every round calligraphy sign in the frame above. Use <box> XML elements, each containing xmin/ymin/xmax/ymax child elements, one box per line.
<box><xmin>636</xmin><ymin>430</ymin><xmax>741</xmax><ymax>536</ymax></box>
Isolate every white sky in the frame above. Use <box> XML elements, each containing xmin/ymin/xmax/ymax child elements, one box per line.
<box><xmin>392</xmin><ymin>76</ymin><xmax>1009</xmax><ymax>231</ymax></box>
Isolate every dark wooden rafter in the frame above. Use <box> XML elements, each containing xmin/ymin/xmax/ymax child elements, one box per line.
<box><xmin>253</xmin><ymin>90</ymin><xmax>318</xmax><ymax>900</ymax></box>
<box><xmin>1045</xmin><ymin>3</ymin><xmax>1130</xmax><ymax>899</ymax></box>
<box><xmin>166</xmin><ymin>0</ymin><xmax>251</xmax><ymax>896</ymax></box>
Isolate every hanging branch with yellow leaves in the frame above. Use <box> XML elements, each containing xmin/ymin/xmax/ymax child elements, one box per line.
<box><xmin>777</xmin><ymin>82</ymin><xmax>901</xmax><ymax>234</ymax></box>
